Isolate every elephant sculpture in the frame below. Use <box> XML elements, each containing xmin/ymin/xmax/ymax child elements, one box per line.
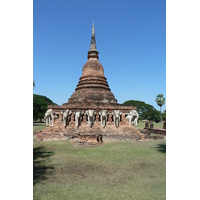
<box><xmin>112</xmin><ymin>110</ymin><xmax>122</xmax><ymax>128</ymax></box>
<box><xmin>99</xmin><ymin>110</ymin><xmax>109</xmax><ymax>128</ymax></box>
<box><xmin>126</xmin><ymin>110</ymin><xmax>139</xmax><ymax>126</ymax></box>
<box><xmin>61</xmin><ymin>109</ymin><xmax>72</xmax><ymax>128</ymax></box>
<box><xmin>44</xmin><ymin>109</ymin><xmax>57</xmax><ymax>126</ymax></box>
<box><xmin>86</xmin><ymin>110</ymin><xmax>96</xmax><ymax>128</ymax></box>
<box><xmin>74</xmin><ymin>110</ymin><xmax>84</xmax><ymax>129</ymax></box>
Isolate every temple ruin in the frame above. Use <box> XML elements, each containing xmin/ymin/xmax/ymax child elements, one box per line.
<box><xmin>37</xmin><ymin>22</ymin><xmax>144</xmax><ymax>144</ymax></box>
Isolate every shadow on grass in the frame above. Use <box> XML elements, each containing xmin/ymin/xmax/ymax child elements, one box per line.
<box><xmin>154</xmin><ymin>143</ymin><xmax>166</xmax><ymax>153</ymax></box>
<box><xmin>33</xmin><ymin>146</ymin><xmax>54</xmax><ymax>186</ymax></box>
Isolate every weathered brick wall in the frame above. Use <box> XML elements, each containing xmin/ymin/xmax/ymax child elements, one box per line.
<box><xmin>144</xmin><ymin>128</ymin><xmax>166</xmax><ymax>136</ymax></box>
<box><xmin>37</xmin><ymin>119</ymin><xmax>144</xmax><ymax>142</ymax></box>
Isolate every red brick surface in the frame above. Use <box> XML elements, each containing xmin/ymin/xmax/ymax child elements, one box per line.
<box><xmin>68</xmin><ymin>58</ymin><xmax>117</xmax><ymax>104</ymax></box>
<box><xmin>38</xmin><ymin>118</ymin><xmax>144</xmax><ymax>142</ymax></box>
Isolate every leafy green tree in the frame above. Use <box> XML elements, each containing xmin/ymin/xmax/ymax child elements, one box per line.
<box><xmin>33</xmin><ymin>81</ymin><xmax>35</xmax><ymax>89</ymax></box>
<box><xmin>123</xmin><ymin>100</ymin><xmax>160</xmax><ymax>122</ymax></box>
<box><xmin>33</xmin><ymin>94</ymin><xmax>57</xmax><ymax>121</ymax></box>
<box><xmin>155</xmin><ymin>94</ymin><xmax>165</xmax><ymax>122</ymax></box>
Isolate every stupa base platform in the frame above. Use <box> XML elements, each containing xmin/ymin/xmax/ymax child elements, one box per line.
<box><xmin>37</xmin><ymin>122</ymin><xmax>145</xmax><ymax>144</ymax></box>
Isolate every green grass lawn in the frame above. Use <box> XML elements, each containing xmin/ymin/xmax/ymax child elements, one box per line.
<box><xmin>33</xmin><ymin>137</ymin><xmax>166</xmax><ymax>199</ymax></box>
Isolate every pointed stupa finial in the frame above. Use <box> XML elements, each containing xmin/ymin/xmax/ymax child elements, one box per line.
<box><xmin>92</xmin><ymin>20</ymin><xmax>95</xmax><ymax>36</ymax></box>
<box><xmin>88</xmin><ymin>21</ymin><xmax>99</xmax><ymax>59</ymax></box>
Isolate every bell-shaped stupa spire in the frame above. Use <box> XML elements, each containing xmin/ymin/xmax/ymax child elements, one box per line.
<box><xmin>88</xmin><ymin>21</ymin><xmax>99</xmax><ymax>59</ymax></box>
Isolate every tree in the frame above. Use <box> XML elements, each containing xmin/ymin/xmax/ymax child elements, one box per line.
<box><xmin>33</xmin><ymin>81</ymin><xmax>36</xmax><ymax>89</ymax></box>
<box><xmin>33</xmin><ymin>94</ymin><xmax>57</xmax><ymax>121</ymax></box>
<box><xmin>155</xmin><ymin>94</ymin><xmax>165</xmax><ymax>122</ymax></box>
<box><xmin>123</xmin><ymin>100</ymin><xmax>160</xmax><ymax>122</ymax></box>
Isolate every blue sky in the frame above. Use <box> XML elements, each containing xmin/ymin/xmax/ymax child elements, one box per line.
<box><xmin>33</xmin><ymin>0</ymin><xmax>166</xmax><ymax>111</ymax></box>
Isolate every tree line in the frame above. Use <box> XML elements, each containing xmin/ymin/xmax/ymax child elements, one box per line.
<box><xmin>123</xmin><ymin>99</ymin><xmax>166</xmax><ymax>123</ymax></box>
<box><xmin>33</xmin><ymin>94</ymin><xmax>57</xmax><ymax>121</ymax></box>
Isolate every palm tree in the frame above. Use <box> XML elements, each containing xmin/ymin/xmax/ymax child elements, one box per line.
<box><xmin>155</xmin><ymin>94</ymin><xmax>165</xmax><ymax>122</ymax></box>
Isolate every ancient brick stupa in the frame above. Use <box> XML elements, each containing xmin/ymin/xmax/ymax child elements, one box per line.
<box><xmin>68</xmin><ymin>22</ymin><xmax>117</xmax><ymax>104</ymax></box>
<box><xmin>38</xmin><ymin>22</ymin><xmax>144</xmax><ymax>143</ymax></box>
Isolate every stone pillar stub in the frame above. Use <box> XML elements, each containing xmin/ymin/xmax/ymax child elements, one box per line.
<box><xmin>145</xmin><ymin>122</ymin><xmax>149</xmax><ymax>129</ymax></box>
<box><xmin>163</xmin><ymin>121</ymin><xmax>166</xmax><ymax>129</ymax></box>
<box><xmin>150</xmin><ymin>123</ymin><xmax>154</xmax><ymax>129</ymax></box>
